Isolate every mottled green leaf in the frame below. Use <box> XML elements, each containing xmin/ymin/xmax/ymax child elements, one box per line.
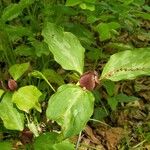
<box><xmin>8</xmin><ymin>62</ymin><xmax>29</xmax><ymax>80</ymax></box>
<box><xmin>12</xmin><ymin>85</ymin><xmax>42</xmax><ymax>113</ymax></box>
<box><xmin>0</xmin><ymin>93</ymin><xmax>24</xmax><ymax>131</ymax></box>
<box><xmin>101</xmin><ymin>48</ymin><xmax>150</xmax><ymax>81</ymax></box>
<box><xmin>46</xmin><ymin>84</ymin><xmax>94</xmax><ymax>138</ymax></box>
<box><xmin>42</xmin><ymin>22</ymin><xmax>85</xmax><ymax>74</ymax></box>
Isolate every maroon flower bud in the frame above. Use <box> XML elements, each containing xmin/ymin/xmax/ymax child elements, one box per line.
<box><xmin>79</xmin><ymin>71</ymin><xmax>99</xmax><ymax>91</ymax></box>
<box><xmin>8</xmin><ymin>79</ymin><xmax>17</xmax><ymax>91</ymax></box>
<box><xmin>20</xmin><ymin>128</ymin><xmax>33</xmax><ymax>145</ymax></box>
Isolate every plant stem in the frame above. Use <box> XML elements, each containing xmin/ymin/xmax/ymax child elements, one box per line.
<box><xmin>75</xmin><ymin>131</ymin><xmax>82</xmax><ymax>150</ymax></box>
<box><xmin>132</xmin><ymin>139</ymin><xmax>146</xmax><ymax>149</ymax></box>
<box><xmin>89</xmin><ymin>118</ymin><xmax>111</xmax><ymax>127</ymax></box>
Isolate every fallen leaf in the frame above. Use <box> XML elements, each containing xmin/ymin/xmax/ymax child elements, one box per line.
<box><xmin>105</xmin><ymin>127</ymin><xmax>124</xmax><ymax>150</ymax></box>
<box><xmin>84</xmin><ymin>125</ymin><xmax>101</xmax><ymax>145</ymax></box>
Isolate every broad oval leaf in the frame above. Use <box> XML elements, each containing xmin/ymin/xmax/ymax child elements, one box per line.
<box><xmin>101</xmin><ymin>48</ymin><xmax>150</xmax><ymax>81</ymax></box>
<box><xmin>12</xmin><ymin>85</ymin><xmax>42</xmax><ymax>113</ymax></box>
<box><xmin>42</xmin><ymin>22</ymin><xmax>85</xmax><ymax>74</ymax></box>
<box><xmin>9</xmin><ymin>62</ymin><xmax>30</xmax><ymax>80</ymax></box>
<box><xmin>46</xmin><ymin>84</ymin><xmax>94</xmax><ymax>138</ymax></box>
<box><xmin>0</xmin><ymin>93</ymin><xmax>24</xmax><ymax>131</ymax></box>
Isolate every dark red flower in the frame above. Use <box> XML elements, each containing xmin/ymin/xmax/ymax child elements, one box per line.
<box><xmin>79</xmin><ymin>71</ymin><xmax>99</xmax><ymax>91</ymax></box>
<box><xmin>20</xmin><ymin>128</ymin><xmax>33</xmax><ymax>145</ymax></box>
<box><xmin>8</xmin><ymin>79</ymin><xmax>17</xmax><ymax>91</ymax></box>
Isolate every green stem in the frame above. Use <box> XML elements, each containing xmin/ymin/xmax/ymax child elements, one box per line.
<box><xmin>132</xmin><ymin>139</ymin><xmax>146</xmax><ymax>149</ymax></box>
<box><xmin>89</xmin><ymin>118</ymin><xmax>111</xmax><ymax>127</ymax></box>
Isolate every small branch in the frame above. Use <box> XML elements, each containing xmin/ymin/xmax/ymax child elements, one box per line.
<box><xmin>75</xmin><ymin>131</ymin><xmax>82</xmax><ymax>150</ymax></box>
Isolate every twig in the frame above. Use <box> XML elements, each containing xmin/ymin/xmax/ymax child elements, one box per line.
<box><xmin>75</xmin><ymin>131</ymin><xmax>82</xmax><ymax>150</ymax></box>
<box><xmin>132</xmin><ymin>139</ymin><xmax>146</xmax><ymax>149</ymax></box>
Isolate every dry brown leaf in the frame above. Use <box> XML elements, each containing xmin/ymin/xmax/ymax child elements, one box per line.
<box><xmin>79</xmin><ymin>137</ymin><xmax>91</xmax><ymax>150</ymax></box>
<box><xmin>105</xmin><ymin>127</ymin><xmax>124</xmax><ymax>150</ymax></box>
<box><xmin>84</xmin><ymin>125</ymin><xmax>101</xmax><ymax>145</ymax></box>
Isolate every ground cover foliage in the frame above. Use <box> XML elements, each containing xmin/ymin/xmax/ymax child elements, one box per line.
<box><xmin>0</xmin><ymin>0</ymin><xmax>150</xmax><ymax>149</ymax></box>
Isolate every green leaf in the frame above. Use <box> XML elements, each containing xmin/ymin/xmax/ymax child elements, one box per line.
<box><xmin>12</xmin><ymin>85</ymin><xmax>42</xmax><ymax>113</ymax></box>
<box><xmin>1</xmin><ymin>0</ymin><xmax>35</xmax><ymax>22</ymax></box>
<box><xmin>101</xmin><ymin>48</ymin><xmax>150</xmax><ymax>81</ymax></box>
<box><xmin>31</xmin><ymin>40</ymin><xmax>50</xmax><ymax>57</ymax></box>
<box><xmin>116</xmin><ymin>93</ymin><xmax>138</xmax><ymax>103</ymax></box>
<box><xmin>102</xmin><ymin>80</ymin><xmax>115</xmax><ymax>96</ymax></box>
<box><xmin>135</xmin><ymin>12</ymin><xmax>150</xmax><ymax>20</ymax></box>
<box><xmin>96</xmin><ymin>23</ymin><xmax>111</xmax><ymax>41</ymax></box>
<box><xmin>80</xmin><ymin>3</ymin><xmax>95</xmax><ymax>11</ymax></box>
<box><xmin>66</xmin><ymin>23</ymin><xmax>94</xmax><ymax>46</ymax></box>
<box><xmin>93</xmin><ymin>107</ymin><xmax>108</xmax><ymax>121</ymax></box>
<box><xmin>0</xmin><ymin>89</ymin><xmax>4</xmax><ymax>98</ymax></box>
<box><xmin>15</xmin><ymin>45</ymin><xmax>35</xmax><ymax>57</ymax></box>
<box><xmin>29</xmin><ymin>70</ymin><xmax>56</xmax><ymax>92</ymax></box>
<box><xmin>34</xmin><ymin>132</ymin><xmax>75</xmax><ymax>150</ymax></box>
<box><xmin>86</xmin><ymin>49</ymin><xmax>102</xmax><ymax>61</ymax></box>
<box><xmin>8</xmin><ymin>62</ymin><xmax>30</xmax><ymax>80</ymax></box>
<box><xmin>108</xmin><ymin>22</ymin><xmax>120</xmax><ymax>30</ymax></box>
<box><xmin>42</xmin><ymin>69</ymin><xmax>65</xmax><ymax>86</ymax></box>
<box><xmin>106</xmin><ymin>43</ymin><xmax>133</xmax><ymax>51</ymax></box>
<box><xmin>46</xmin><ymin>84</ymin><xmax>94</xmax><ymax>138</ymax></box>
<box><xmin>96</xmin><ymin>22</ymin><xmax>120</xmax><ymax>41</ymax></box>
<box><xmin>1</xmin><ymin>4</ymin><xmax>22</xmax><ymax>22</ymax></box>
<box><xmin>53</xmin><ymin>140</ymin><xmax>75</xmax><ymax>150</ymax></box>
<box><xmin>0</xmin><ymin>93</ymin><xmax>24</xmax><ymax>131</ymax></box>
<box><xmin>34</xmin><ymin>132</ymin><xmax>59</xmax><ymax>150</ymax></box>
<box><xmin>107</xmin><ymin>97</ymin><xmax>118</xmax><ymax>111</ymax></box>
<box><xmin>66</xmin><ymin>0</ymin><xmax>82</xmax><ymax>6</ymax></box>
<box><xmin>42</xmin><ymin>22</ymin><xmax>85</xmax><ymax>74</ymax></box>
<box><xmin>0</xmin><ymin>142</ymin><xmax>12</xmax><ymax>150</ymax></box>
<box><xmin>5</xmin><ymin>25</ymin><xmax>32</xmax><ymax>41</ymax></box>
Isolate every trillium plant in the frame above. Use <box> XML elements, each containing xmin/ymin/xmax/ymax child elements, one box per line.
<box><xmin>0</xmin><ymin>22</ymin><xmax>150</xmax><ymax>149</ymax></box>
